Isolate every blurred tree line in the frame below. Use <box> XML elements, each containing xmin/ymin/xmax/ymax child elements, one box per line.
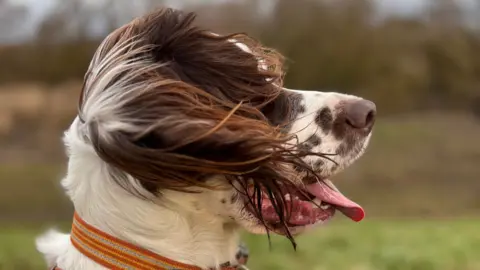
<box><xmin>0</xmin><ymin>0</ymin><xmax>479</xmax><ymax>114</ymax></box>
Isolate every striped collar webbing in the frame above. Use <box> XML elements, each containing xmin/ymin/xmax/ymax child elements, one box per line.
<box><xmin>68</xmin><ymin>212</ymin><xmax>239</xmax><ymax>270</ymax></box>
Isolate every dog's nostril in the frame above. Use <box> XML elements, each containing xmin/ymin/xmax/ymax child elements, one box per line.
<box><xmin>345</xmin><ymin>99</ymin><xmax>376</xmax><ymax>129</ymax></box>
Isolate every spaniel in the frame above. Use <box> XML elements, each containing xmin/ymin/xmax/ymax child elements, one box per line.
<box><xmin>36</xmin><ymin>8</ymin><xmax>376</xmax><ymax>270</ymax></box>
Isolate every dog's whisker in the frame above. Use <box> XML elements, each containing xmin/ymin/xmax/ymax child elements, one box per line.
<box><xmin>293</xmin><ymin>110</ymin><xmax>316</xmax><ymax>121</ymax></box>
<box><xmin>290</xmin><ymin>119</ymin><xmax>316</xmax><ymax>135</ymax></box>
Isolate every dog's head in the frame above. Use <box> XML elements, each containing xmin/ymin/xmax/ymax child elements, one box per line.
<box><xmin>76</xmin><ymin>8</ymin><xmax>375</xmax><ymax>244</ymax></box>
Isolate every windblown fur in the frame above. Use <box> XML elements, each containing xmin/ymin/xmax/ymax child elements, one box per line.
<box><xmin>36</xmin><ymin>8</ymin><xmax>375</xmax><ymax>270</ymax></box>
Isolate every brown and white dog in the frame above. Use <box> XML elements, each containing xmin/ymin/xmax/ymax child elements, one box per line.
<box><xmin>36</xmin><ymin>8</ymin><xmax>376</xmax><ymax>270</ymax></box>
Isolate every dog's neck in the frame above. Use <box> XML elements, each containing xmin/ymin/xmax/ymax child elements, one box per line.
<box><xmin>61</xmin><ymin>129</ymin><xmax>240</xmax><ymax>269</ymax></box>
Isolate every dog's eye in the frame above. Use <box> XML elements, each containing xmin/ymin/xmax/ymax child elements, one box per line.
<box><xmin>261</xmin><ymin>92</ymin><xmax>296</xmax><ymax>128</ymax></box>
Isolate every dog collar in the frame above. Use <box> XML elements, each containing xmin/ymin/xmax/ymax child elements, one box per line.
<box><xmin>54</xmin><ymin>212</ymin><xmax>246</xmax><ymax>270</ymax></box>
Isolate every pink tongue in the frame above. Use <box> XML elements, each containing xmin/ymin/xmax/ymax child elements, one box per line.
<box><xmin>306</xmin><ymin>182</ymin><xmax>365</xmax><ymax>222</ymax></box>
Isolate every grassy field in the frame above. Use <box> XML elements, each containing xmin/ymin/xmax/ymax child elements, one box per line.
<box><xmin>245</xmin><ymin>219</ymin><xmax>480</xmax><ymax>270</ymax></box>
<box><xmin>1</xmin><ymin>219</ymin><xmax>479</xmax><ymax>270</ymax></box>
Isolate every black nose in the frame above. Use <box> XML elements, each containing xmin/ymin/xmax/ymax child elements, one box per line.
<box><xmin>344</xmin><ymin>99</ymin><xmax>376</xmax><ymax>130</ymax></box>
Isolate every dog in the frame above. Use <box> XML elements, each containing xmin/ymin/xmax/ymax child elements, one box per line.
<box><xmin>36</xmin><ymin>8</ymin><xmax>376</xmax><ymax>270</ymax></box>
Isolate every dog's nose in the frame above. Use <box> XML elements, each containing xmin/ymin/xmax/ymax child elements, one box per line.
<box><xmin>344</xmin><ymin>99</ymin><xmax>376</xmax><ymax>130</ymax></box>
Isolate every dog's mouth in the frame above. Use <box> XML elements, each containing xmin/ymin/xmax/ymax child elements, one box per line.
<box><xmin>246</xmin><ymin>179</ymin><xmax>364</xmax><ymax>231</ymax></box>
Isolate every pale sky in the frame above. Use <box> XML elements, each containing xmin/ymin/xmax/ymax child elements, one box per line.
<box><xmin>3</xmin><ymin>0</ymin><xmax>478</xmax><ymax>43</ymax></box>
<box><xmin>8</xmin><ymin>0</ymin><xmax>478</xmax><ymax>16</ymax></box>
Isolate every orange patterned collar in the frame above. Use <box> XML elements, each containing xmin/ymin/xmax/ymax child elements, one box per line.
<box><xmin>54</xmin><ymin>212</ymin><xmax>242</xmax><ymax>270</ymax></box>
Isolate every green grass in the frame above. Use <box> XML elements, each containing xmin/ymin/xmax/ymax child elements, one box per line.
<box><xmin>1</xmin><ymin>219</ymin><xmax>479</xmax><ymax>270</ymax></box>
<box><xmin>0</xmin><ymin>228</ymin><xmax>45</xmax><ymax>270</ymax></box>
<box><xmin>244</xmin><ymin>219</ymin><xmax>480</xmax><ymax>270</ymax></box>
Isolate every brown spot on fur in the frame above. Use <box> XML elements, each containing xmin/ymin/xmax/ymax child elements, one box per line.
<box><xmin>297</xmin><ymin>105</ymin><xmax>306</xmax><ymax>114</ymax></box>
<box><xmin>306</xmin><ymin>135</ymin><xmax>321</xmax><ymax>146</ymax></box>
<box><xmin>315</xmin><ymin>108</ymin><xmax>333</xmax><ymax>134</ymax></box>
<box><xmin>314</xmin><ymin>159</ymin><xmax>324</xmax><ymax>168</ymax></box>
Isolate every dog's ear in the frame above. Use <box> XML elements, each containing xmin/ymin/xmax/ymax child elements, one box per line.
<box><xmin>86</xmin><ymin>99</ymin><xmax>298</xmax><ymax>194</ymax></box>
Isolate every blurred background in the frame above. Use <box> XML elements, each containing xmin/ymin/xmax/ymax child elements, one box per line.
<box><xmin>0</xmin><ymin>0</ymin><xmax>480</xmax><ymax>269</ymax></box>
